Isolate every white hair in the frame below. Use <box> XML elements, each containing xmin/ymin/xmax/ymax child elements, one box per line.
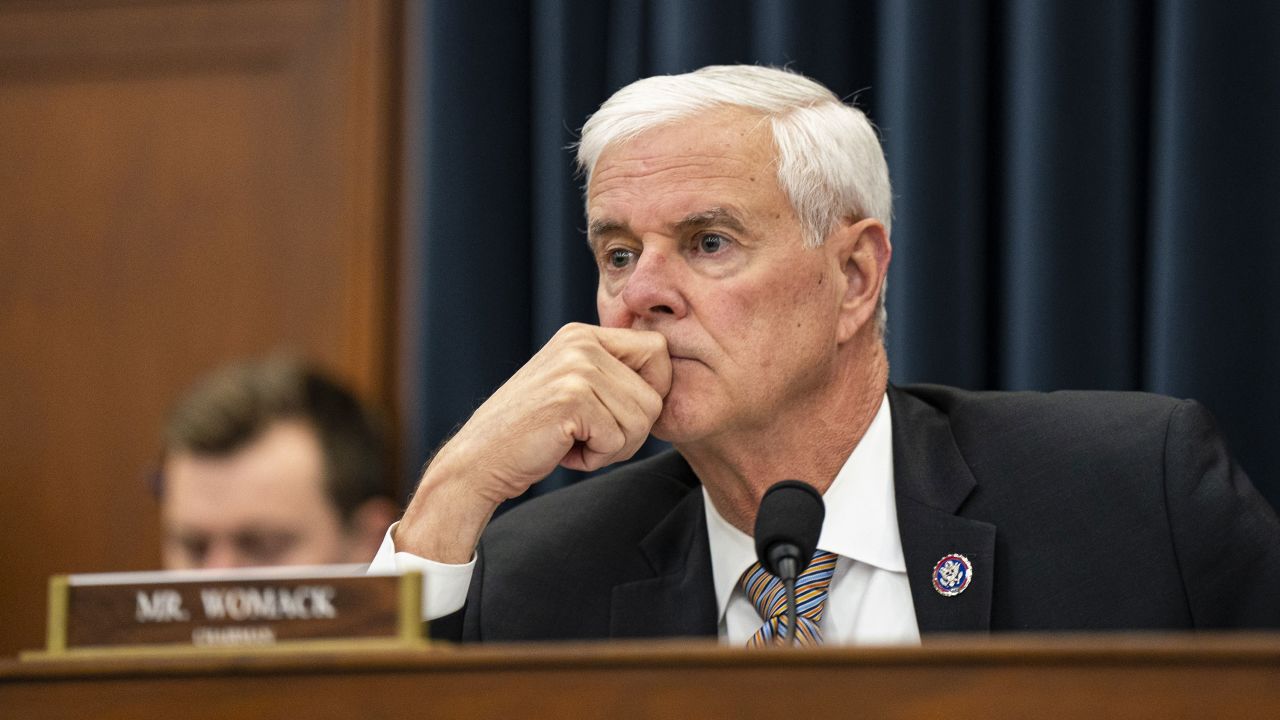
<box><xmin>576</xmin><ymin>64</ymin><xmax>893</xmax><ymax>244</ymax></box>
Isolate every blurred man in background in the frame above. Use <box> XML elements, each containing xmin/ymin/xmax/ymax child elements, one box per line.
<box><xmin>157</xmin><ymin>357</ymin><xmax>397</xmax><ymax>569</ymax></box>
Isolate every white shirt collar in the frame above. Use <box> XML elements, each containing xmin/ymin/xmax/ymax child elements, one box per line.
<box><xmin>702</xmin><ymin>393</ymin><xmax>902</xmax><ymax>625</ymax></box>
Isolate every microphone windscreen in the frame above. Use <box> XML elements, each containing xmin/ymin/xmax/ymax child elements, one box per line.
<box><xmin>753</xmin><ymin>480</ymin><xmax>825</xmax><ymax>575</ymax></box>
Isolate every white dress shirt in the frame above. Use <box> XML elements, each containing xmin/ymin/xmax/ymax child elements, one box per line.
<box><xmin>707</xmin><ymin>394</ymin><xmax>919</xmax><ymax>645</ymax></box>
<box><xmin>370</xmin><ymin>394</ymin><xmax>920</xmax><ymax>645</ymax></box>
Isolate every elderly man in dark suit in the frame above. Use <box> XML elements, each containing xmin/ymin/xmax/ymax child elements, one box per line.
<box><xmin>371</xmin><ymin>65</ymin><xmax>1280</xmax><ymax>643</ymax></box>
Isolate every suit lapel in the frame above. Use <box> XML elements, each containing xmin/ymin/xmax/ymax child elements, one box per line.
<box><xmin>889</xmin><ymin>386</ymin><xmax>996</xmax><ymax>634</ymax></box>
<box><xmin>610</xmin><ymin>471</ymin><xmax>719</xmax><ymax>639</ymax></box>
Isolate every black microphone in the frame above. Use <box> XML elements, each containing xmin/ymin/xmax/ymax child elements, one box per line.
<box><xmin>753</xmin><ymin>480</ymin><xmax>825</xmax><ymax>646</ymax></box>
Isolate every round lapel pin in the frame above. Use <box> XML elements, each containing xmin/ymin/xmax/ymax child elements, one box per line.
<box><xmin>931</xmin><ymin>553</ymin><xmax>973</xmax><ymax>597</ymax></box>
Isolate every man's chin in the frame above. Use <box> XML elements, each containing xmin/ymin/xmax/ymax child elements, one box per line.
<box><xmin>650</xmin><ymin>403</ymin><xmax>712</xmax><ymax>446</ymax></box>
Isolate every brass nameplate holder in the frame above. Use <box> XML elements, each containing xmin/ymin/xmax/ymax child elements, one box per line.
<box><xmin>24</xmin><ymin>565</ymin><xmax>426</xmax><ymax>660</ymax></box>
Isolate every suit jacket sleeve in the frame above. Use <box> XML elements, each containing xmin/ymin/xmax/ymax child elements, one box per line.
<box><xmin>1165</xmin><ymin>399</ymin><xmax>1280</xmax><ymax>627</ymax></box>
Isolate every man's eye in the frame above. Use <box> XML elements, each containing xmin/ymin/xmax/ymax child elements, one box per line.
<box><xmin>697</xmin><ymin>233</ymin><xmax>729</xmax><ymax>254</ymax></box>
<box><xmin>237</xmin><ymin>532</ymin><xmax>297</xmax><ymax>565</ymax></box>
<box><xmin>181</xmin><ymin>538</ymin><xmax>209</xmax><ymax>563</ymax></box>
<box><xmin>608</xmin><ymin>248</ymin><xmax>634</xmax><ymax>268</ymax></box>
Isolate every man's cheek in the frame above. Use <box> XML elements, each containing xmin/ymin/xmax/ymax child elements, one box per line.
<box><xmin>596</xmin><ymin>303</ymin><xmax>630</xmax><ymax>329</ymax></box>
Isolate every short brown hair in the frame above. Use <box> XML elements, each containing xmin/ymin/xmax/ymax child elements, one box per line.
<box><xmin>161</xmin><ymin>357</ymin><xmax>388</xmax><ymax>521</ymax></box>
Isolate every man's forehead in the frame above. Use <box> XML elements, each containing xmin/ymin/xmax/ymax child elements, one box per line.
<box><xmin>582</xmin><ymin>110</ymin><xmax>792</xmax><ymax>250</ymax></box>
<box><xmin>164</xmin><ymin>424</ymin><xmax>328</xmax><ymax>506</ymax></box>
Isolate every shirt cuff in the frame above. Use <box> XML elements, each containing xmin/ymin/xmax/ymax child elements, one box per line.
<box><xmin>368</xmin><ymin>521</ymin><xmax>475</xmax><ymax>621</ymax></box>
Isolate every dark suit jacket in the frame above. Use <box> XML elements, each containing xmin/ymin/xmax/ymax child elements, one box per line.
<box><xmin>433</xmin><ymin>385</ymin><xmax>1280</xmax><ymax>642</ymax></box>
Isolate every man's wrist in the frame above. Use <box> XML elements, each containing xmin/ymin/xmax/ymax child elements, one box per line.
<box><xmin>395</xmin><ymin>452</ymin><xmax>499</xmax><ymax>564</ymax></box>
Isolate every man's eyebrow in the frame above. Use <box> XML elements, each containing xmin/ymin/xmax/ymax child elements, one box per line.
<box><xmin>674</xmin><ymin>207</ymin><xmax>748</xmax><ymax>235</ymax></box>
<box><xmin>587</xmin><ymin>207</ymin><xmax>747</xmax><ymax>249</ymax></box>
<box><xmin>587</xmin><ymin>218</ymin><xmax>628</xmax><ymax>250</ymax></box>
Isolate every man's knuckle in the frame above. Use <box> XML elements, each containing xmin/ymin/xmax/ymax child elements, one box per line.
<box><xmin>560</xmin><ymin>374</ymin><xmax>593</xmax><ymax>398</ymax></box>
<box><xmin>643</xmin><ymin>392</ymin><xmax>663</xmax><ymax>419</ymax></box>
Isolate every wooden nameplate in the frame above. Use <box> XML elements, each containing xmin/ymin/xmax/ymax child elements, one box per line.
<box><xmin>23</xmin><ymin>564</ymin><xmax>426</xmax><ymax>660</ymax></box>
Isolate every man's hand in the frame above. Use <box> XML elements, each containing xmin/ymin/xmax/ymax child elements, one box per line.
<box><xmin>394</xmin><ymin>324</ymin><xmax>672</xmax><ymax>563</ymax></box>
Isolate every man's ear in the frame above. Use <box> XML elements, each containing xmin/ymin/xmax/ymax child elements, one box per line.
<box><xmin>343</xmin><ymin>496</ymin><xmax>400</xmax><ymax>563</ymax></box>
<box><xmin>831</xmin><ymin>217</ymin><xmax>891</xmax><ymax>344</ymax></box>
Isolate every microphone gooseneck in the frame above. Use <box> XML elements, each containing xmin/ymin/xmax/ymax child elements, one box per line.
<box><xmin>753</xmin><ymin>480</ymin><xmax>825</xmax><ymax>646</ymax></box>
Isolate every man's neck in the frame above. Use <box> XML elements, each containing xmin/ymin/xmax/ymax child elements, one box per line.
<box><xmin>676</xmin><ymin>345</ymin><xmax>889</xmax><ymax>535</ymax></box>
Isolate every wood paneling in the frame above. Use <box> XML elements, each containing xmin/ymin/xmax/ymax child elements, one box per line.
<box><xmin>0</xmin><ymin>0</ymin><xmax>401</xmax><ymax>657</ymax></box>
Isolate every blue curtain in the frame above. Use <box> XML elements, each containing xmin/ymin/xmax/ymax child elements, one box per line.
<box><xmin>401</xmin><ymin>0</ymin><xmax>1280</xmax><ymax>511</ymax></box>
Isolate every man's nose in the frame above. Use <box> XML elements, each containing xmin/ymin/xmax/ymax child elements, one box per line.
<box><xmin>620</xmin><ymin>246</ymin><xmax>687</xmax><ymax>321</ymax></box>
<box><xmin>200</xmin><ymin>541</ymin><xmax>247</xmax><ymax>570</ymax></box>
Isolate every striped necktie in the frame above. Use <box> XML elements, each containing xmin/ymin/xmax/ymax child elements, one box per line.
<box><xmin>740</xmin><ymin>550</ymin><xmax>839</xmax><ymax>647</ymax></box>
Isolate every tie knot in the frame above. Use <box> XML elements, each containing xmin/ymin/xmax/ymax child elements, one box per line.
<box><xmin>739</xmin><ymin>550</ymin><xmax>838</xmax><ymax>646</ymax></box>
